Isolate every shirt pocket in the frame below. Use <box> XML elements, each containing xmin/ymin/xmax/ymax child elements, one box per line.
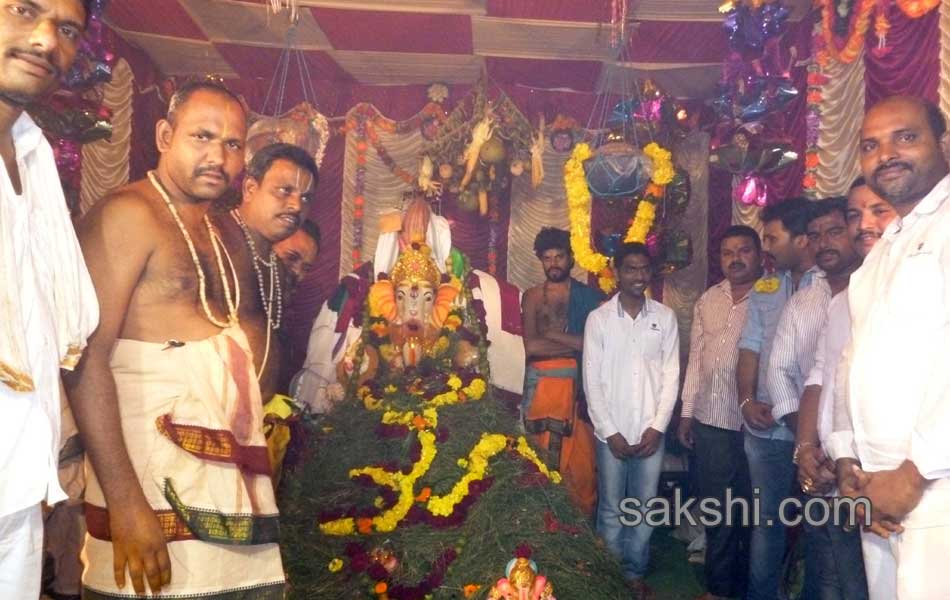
<box><xmin>641</xmin><ymin>323</ymin><xmax>664</xmax><ymax>361</ymax></box>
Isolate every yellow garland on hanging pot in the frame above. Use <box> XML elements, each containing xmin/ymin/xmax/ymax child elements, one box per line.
<box><xmin>564</xmin><ymin>142</ymin><xmax>673</xmax><ymax>292</ymax></box>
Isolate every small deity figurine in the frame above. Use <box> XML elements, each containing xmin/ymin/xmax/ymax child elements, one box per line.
<box><xmin>488</xmin><ymin>557</ymin><xmax>555</xmax><ymax>600</ymax></box>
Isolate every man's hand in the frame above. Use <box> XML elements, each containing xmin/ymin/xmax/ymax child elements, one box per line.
<box><xmin>797</xmin><ymin>445</ymin><xmax>835</xmax><ymax>496</ymax></box>
<box><xmin>852</xmin><ymin>461</ymin><xmax>927</xmax><ymax>525</ymax></box>
<box><xmin>742</xmin><ymin>400</ymin><xmax>776</xmax><ymax>430</ymax></box>
<box><xmin>837</xmin><ymin>458</ymin><xmax>905</xmax><ymax>538</ymax></box>
<box><xmin>676</xmin><ymin>418</ymin><xmax>694</xmax><ymax>450</ymax></box>
<box><xmin>110</xmin><ymin>497</ymin><xmax>171</xmax><ymax>594</ymax></box>
<box><xmin>606</xmin><ymin>433</ymin><xmax>631</xmax><ymax>460</ymax></box>
<box><xmin>630</xmin><ymin>428</ymin><xmax>663</xmax><ymax>458</ymax></box>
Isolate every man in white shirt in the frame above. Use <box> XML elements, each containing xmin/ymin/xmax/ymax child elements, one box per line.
<box><xmin>833</xmin><ymin>95</ymin><xmax>950</xmax><ymax>599</ymax></box>
<box><xmin>584</xmin><ymin>242</ymin><xmax>680</xmax><ymax>599</ymax></box>
<box><xmin>678</xmin><ymin>225</ymin><xmax>763</xmax><ymax>600</ymax></box>
<box><xmin>767</xmin><ymin>196</ymin><xmax>863</xmax><ymax>599</ymax></box>
<box><xmin>0</xmin><ymin>1</ymin><xmax>99</xmax><ymax>597</ymax></box>
<box><xmin>793</xmin><ymin>178</ymin><xmax>896</xmax><ymax>600</ymax></box>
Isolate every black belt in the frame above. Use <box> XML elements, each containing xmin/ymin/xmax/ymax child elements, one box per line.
<box><xmin>524</xmin><ymin>417</ymin><xmax>573</xmax><ymax>470</ymax></box>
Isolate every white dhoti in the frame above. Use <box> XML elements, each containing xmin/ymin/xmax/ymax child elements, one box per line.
<box><xmin>81</xmin><ymin>327</ymin><xmax>285</xmax><ymax>599</ymax></box>
<box><xmin>861</xmin><ymin>478</ymin><xmax>950</xmax><ymax>600</ymax></box>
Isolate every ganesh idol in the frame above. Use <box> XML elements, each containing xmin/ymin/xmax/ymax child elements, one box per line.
<box><xmin>292</xmin><ymin>195</ymin><xmax>525</xmax><ymax>412</ymax></box>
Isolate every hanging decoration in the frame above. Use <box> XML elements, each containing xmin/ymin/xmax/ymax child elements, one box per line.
<box><xmin>710</xmin><ymin>0</ymin><xmax>799</xmax><ymax>208</ymax></box>
<box><xmin>422</xmin><ymin>79</ymin><xmax>537</xmax><ymax>213</ymax></box>
<box><xmin>803</xmin><ymin>19</ymin><xmax>828</xmax><ymax>196</ymax></box>
<box><xmin>247</xmin><ymin>24</ymin><xmax>331</xmax><ymax>173</ymax></box>
<box><xmin>813</xmin><ymin>0</ymin><xmax>939</xmax><ymax>65</ymax></box>
<box><xmin>564</xmin><ymin>137</ymin><xmax>676</xmax><ymax>293</ymax></box>
<box><xmin>30</xmin><ymin>0</ymin><xmax>115</xmax><ymax>215</ymax></box>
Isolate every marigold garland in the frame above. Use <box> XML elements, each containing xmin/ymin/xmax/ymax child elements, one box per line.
<box><xmin>815</xmin><ymin>0</ymin><xmax>938</xmax><ymax>66</ymax></box>
<box><xmin>564</xmin><ymin>141</ymin><xmax>673</xmax><ymax>292</ymax></box>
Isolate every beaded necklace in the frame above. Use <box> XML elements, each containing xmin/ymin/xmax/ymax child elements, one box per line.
<box><xmin>230</xmin><ymin>209</ymin><xmax>284</xmax><ymax>382</ymax></box>
<box><xmin>147</xmin><ymin>171</ymin><xmax>240</xmax><ymax>329</ymax></box>
<box><xmin>230</xmin><ymin>209</ymin><xmax>283</xmax><ymax>330</ymax></box>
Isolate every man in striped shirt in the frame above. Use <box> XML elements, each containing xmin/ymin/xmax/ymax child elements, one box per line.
<box><xmin>766</xmin><ymin>196</ymin><xmax>862</xmax><ymax>598</ymax></box>
<box><xmin>678</xmin><ymin>225</ymin><xmax>763</xmax><ymax>600</ymax></box>
<box><xmin>736</xmin><ymin>198</ymin><xmax>817</xmax><ymax>600</ymax></box>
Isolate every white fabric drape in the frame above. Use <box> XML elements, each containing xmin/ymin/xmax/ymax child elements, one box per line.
<box><xmin>815</xmin><ymin>51</ymin><xmax>865</xmax><ymax>197</ymax></box>
<box><xmin>940</xmin><ymin>0</ymin><xmax>950</xmax><ymax>123</ymax></box>
<box><xmin>79</xmin><ymin>58</ymin><xmax>132</xmax><ymax>216</ymax></box>
<box><xmin>663</xmin><ymin>130</ymin><xmax>710</xmax><ymax>357</ymax></box>
<box><xmin>338</xmin><ymin>110</ymin><xmax>419</xmax><ymax>278</ymax></box>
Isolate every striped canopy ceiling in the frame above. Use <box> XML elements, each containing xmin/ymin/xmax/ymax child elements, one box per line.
<box><xmin>105</xmin><ymin>0</ymin><xmax>811</xmax><ymax>100</ymax></box>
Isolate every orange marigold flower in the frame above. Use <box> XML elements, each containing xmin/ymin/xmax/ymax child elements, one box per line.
<box><xmin>374</xmin><ymin>582</ymin><xmax>388</xmax><ymax>594</ymax></box>
<box><xmin>645</xmin><ymin>182</ymin><xmax>665</xmax><ymax>198</ymax></box>
<box><xmin>802</xmin><ymin>174</ymin><xmax>817</xmax><ymax>188</ymax></box>
<box><xmin>415</xmin><ymin>487</ymin><xmax>432</xmax><ymax>502</ymax></box>
<box><xmin>805</xmin><ymin>153</ymin><xmax>820</xmax><ymax>169</ymax></box>
<box><xmin>412</xmin><ymin>415</ymin><xmax>428</xmax><ymax>430</ymax></box>
<box><xmin>371</xmin><ymin>322</ymin><xmax>389</xmax><ymax>337</ymax></box>
<box><xmin>357</xmin><ymin>517</ymin><xmax>373</xmax><ymax>535</ymax></box>
<box><xmin>463</xmin><ymin>584</ymin><xmax>481</xmax><ymax>597</ymax></box>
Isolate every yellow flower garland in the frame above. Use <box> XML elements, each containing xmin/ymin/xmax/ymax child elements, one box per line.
<box><xmin>564</xmin><ymin>141</ymin><xmax>674</xmax><ymax>292</ymax></box>
<box><xmin>427</xmin><ymin>433</ymin><xmax>509</xmax><ymax>516</ymax></box>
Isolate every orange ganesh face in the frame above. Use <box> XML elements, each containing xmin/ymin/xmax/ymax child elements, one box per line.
<box><xmin>395</xmin><ymin>281</ymin><xmax>435</xmax><ymax>327</ymax></box>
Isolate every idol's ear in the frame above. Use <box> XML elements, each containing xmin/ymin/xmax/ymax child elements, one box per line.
<box><xmin>368</xmin><ymin>280</ymin><xmax>397</xmax><ymax>321</ymax></box>
<box><xmin>430</xmin><ymin>278</ymin><xmax>461</xmax><ymax>329</ymax></box>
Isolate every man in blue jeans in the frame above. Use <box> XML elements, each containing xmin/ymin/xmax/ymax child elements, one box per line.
<box><xmin>584</xmin><ymin>243</ymin><xmax>680</xmax><ymax>600</ymax></box>
<box><xmin>735</xmin><ymin>198</ymin><xmax>817</xmax><ymax>600</ymax></box>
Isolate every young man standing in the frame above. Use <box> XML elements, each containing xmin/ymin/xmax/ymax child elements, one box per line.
<box><xmin>793</xmin><ymin>179</ymin><xmax>896</xmax><ymax>600</ymax></box>
<box><xmin>767</xmin><ymin>197</ymin><xmax>863</xmax><ymax>599</ymax></box>
<box><xmin>215</xmin><ymin>141</ymin><xmax>318</xmax><ymax>400</ymax></box>
<box><xmin>735</xmin><ymin>198</ymin><xmax>817</xmax><ymax>600</ymax></box>
<box><xmin>584</xmin><ymin>242</ymin><xmax>680</xmax><ymax>600</ymax></box>
<box><xmin>679</xmin><ymin>225</ymin><xmax>763</xmax><ymax>600</ymax></box>
<box><xmin>0</xmin><ymin>1</ymin><xmax>98</xmax><ymax>597</ymax></box>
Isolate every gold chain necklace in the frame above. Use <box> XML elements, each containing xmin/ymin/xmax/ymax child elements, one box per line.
<box><xmin>148</xmin><ymin>171</ymin><xmax>240</xmax><ymax>328</ymax></box>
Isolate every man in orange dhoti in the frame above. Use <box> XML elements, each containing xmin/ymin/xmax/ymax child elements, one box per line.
<box><xmin>520</xmin><ymin>228</ymin><xmax>603</xmax><ymax>516</ymax></box>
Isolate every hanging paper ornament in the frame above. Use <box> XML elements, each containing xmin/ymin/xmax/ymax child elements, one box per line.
<box><xmin>583</xmin><ymin>132</ymin><xmax>654</xmax><ymax>199</ymax></box>
<box><xmin>733</xmin><ymin>174</ymin><xmax>770</xmax><ymax>206</ymax></box>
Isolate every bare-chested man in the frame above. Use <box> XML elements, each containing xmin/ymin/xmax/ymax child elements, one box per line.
<box><xmin>67</xmin><ymin>81</ymin><xmax>285</xmax><ymax>599</ymax></box>
<box><xmin>520</xmin><ymin>227</ymin><xmax>603</xmax><ymax>516</ymax></box>
<box><xmin>214</xmin><ymin>142</ymin><xmax>317</xmax><ymax>401</ymax></box>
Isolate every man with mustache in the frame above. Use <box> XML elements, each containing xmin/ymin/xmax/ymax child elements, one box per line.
<box><xmin>214</xmin><ymin>142</ymin><xmax>318</xmax><ymax>401</ymax></box>
<box><xmin>67</xmin><ymin>81</ymin><xmax>286</xmax><ymax>598</ymax></box>
<box><xmin>678</xmin><ymin>225</ymin><xmax>763</xmax><ymax>600</ymax></box>
<box><xmin>521</xmin><ymin>227</ymin><xmax>603</xmax><ymax>517</ymax></box>
<box><xmin>584</xmin><ymin>242</ymin><xmax>680</xmax><ymax>600</ymax></box>
<box><xmin>765</xmin><ymin>197</ymin><xmax>862</xmax><ymax>598</ymax></box>
<box><xmin>735</xmin><ymin>197</ymin><xmax>817</xmax><ymax>600</ymax></box>
<box><xmin>789</xmin><ymin>178</ymin><xmax>895</xmax><ymax>600</ymax></box>
<box><xmin>833</xmin><ymin>96</ymin><xmax>950</xmax><ymax>599</ymax></box>
<box><xmin>0</xmin><ymin>1</ymin><xmax>99</xmax><ymax>597</ymax></box>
